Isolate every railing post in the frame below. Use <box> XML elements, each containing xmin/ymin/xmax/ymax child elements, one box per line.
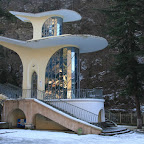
<box><xmin>109</xmin><ymin>112</ymin><xmax>111</xmax><ymax>120</ymax></box>
<box><xmin>37</xmin><ymin>90</ymin><xmax>43</xmax><ymax>100</ymax></box>
<box><xmin>120</xmin><ymin>112</ymin><xmax>121</xmax><ymax>124</ymax></box>
<box><xmin>143</xmin><ymin>113</ymin><xmax>144</xmax><ymax>125</ymax></box>
<box><xmin>131</xmin><ymin>113</ymin><xmax>133</xmax><ymax>124</ymax></box>
<box><xmin>22</xmin><ymin>89</ymin><xmax>31</xmax><ymax>98</ymax></box>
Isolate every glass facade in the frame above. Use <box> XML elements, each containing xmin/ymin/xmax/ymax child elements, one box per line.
<box><xmin>42</xmin><ymin>17</ymin><xmax>63</xmax><ymax>37</ymax></box>
<box><xmin>45</xmin><ymin>47</ymin><xmax>80</xmax><ymax>99</ymax></box>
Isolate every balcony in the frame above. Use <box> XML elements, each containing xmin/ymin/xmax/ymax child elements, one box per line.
<box><xmin>22</xmin><ymin>88</ymin><xmax>103</xmax><ymax>100</ymax></box>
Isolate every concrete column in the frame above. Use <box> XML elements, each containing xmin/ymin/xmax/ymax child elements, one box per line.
<box><xmin>29</xmin><ymin>18</ymin><xmax>46</xmax><ymax>40</ymax></box>
<box><xmin>54</xmin><ymin>18</ymin><xmax>57</xmax><ymax>36</ymax></box>
<box><xmin>22</xmin><ymin>60</ymin><xmax>34</xmax><ymax>98</ymax></box>
<box><xmin>37</xmin><ymin>60</ymin><xmax>49</xmax><ymax>100</ymax></box>
<box><xmin>67</xmin><ymin>49</ymin><xmax>72</xmax><ymax>99</ymax></box>
<box><xmin>24</xmin><ymin>100</ymin><xmax>35</xmax><ymax>129</ymax></box>
<box><xmin>22</xmin><ymin>63</ymin><xmax>31</xmax><ymax>98</ymax></box>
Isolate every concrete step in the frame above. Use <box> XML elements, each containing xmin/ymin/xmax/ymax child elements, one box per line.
<box><xmin>0</xmin><ymin>122</ymin><xmax>9</xmax><ymax>129</ymax></box>
<box><xmin>100</xmin><ymin>127</ymin><xmax>133</xmax><ymax>136</ymax></box>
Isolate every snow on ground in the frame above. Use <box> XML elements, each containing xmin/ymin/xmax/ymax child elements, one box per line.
<box><xmin>0</xmin><ymin>129</ymin><xmax>144</xmax><ymax>144</ymax></box>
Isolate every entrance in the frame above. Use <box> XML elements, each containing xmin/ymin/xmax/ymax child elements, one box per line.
<box><xmin>8</xmin><ymin>109</ymin><xmax>26</xmax><ymax>128</ymax></box>
<box><xmin>98</xmin><ymin>109</ymin><xmax>103</xmax><ymax>122</ymax></box>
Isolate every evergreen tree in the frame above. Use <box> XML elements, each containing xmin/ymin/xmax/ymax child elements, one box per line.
<box><xmin>101</xmin><ymin>0</ymin><xmax>144</xmax><ymax>128</ymax></box>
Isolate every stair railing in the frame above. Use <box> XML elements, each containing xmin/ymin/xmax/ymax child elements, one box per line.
<box><xmin>23</xmin><ymin>89</ymin><xmax>99</xmax><ymax>124</ymax></box>
<box><xmin>1</xmin><ymin>87</ymin><xmax>100</xmax><ymax>125</ymax></box>
<box><xmin>44</xmin><ymin>97</ymin><xmax>98</xmax><ymax>124</ymax></box>
<box><xmin>105</xmin><ymin>109</ymin><xmax>118</xmax><ymax>123</ymax></box>
<box><xmin>0</xmin><ymin>83</ymin><xmax>22</xmax><ymax>99</ymax></box>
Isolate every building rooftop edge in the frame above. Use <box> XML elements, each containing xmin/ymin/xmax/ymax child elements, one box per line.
<box><xmin>0</xmin><ymin>34</ymin><xmax>108</xmax><ymax>53</ymax></box>
<box><xmin>9</xmin><ymin>9</ymin><xmax>82</xmax><ymax>22</ymax></box>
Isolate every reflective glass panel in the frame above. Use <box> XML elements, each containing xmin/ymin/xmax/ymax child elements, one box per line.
<box><xmin>42</xmin><ymin>17</ymin><xmax>63</xmax><ymax>37</ymax></box>
<box><xmin>45</xmin><ymin>47</ymin><xmax>79</xmax><ymax>99</ymax></box>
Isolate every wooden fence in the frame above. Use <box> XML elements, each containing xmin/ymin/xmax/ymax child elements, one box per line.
<box><xmin>105</xmin><ymin>111</ymin><xmax>144</xmax><ymax>125</ymax></box>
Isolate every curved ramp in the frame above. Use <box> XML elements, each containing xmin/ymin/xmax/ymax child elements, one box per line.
<box><xmin>2</xmin><ymin>99</ymin><xmax>102</xmax><ymax>135</ymax></box>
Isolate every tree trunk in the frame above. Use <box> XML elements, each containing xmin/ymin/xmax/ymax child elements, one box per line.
<box><xmin>135</xmin><ymin>95</ymin><xmax>142</xmax><ymax>129</ymax></box>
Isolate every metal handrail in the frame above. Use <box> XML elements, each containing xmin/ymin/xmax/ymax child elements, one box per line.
<box><xmin>22</xmin><ymin>88</ymin><xmax>103</xmax><ymax>99</ymax></box>
<box><xmin>78</xmin><ymin>88</ymin><xmax>103</xmax><ymax>99</ymax></box>
<box><xmin>44</xmin><ymin>91</ymin><xmax>99</xmax><ymax>123</ymax></box>
<box><xmin>22</xmin><ymin>89</ymin><xmax>99</xmax><ymax>123</ymax></box>
<box><xmin>44</xmin><ymin>88</ymin><xmax>103</xmax><ymax>99</ymax></box>
<box><xmin>0</xmin><ymin>86</ymin><xmax>102</xmax><ymax>124</ymax></box>
<box><xmin>0</xmin><ymin>83</ymin><xmax>22</xmax><ymax>99</ymax></box>
<box><xmin>44</xmin><ymin>97</ymin><xmax>98</xmax><ymax>123</ymax></box>
<box><xmin>44</xmin><ymin>99</ymin><xmax>98</xmax><ymax>123</ymax></box>
<box><xmin>105</xmin><ymin>110</ymin><xmax>118</xmax><ymax>123</ymax></box>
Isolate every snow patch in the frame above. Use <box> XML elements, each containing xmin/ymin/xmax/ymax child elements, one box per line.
<box><xmin>0</xmin><ymin>122</ymin><xmax>6</xmax><ymax>124</ymax></box>
<box><xmin>79</xmin><ymin>73</ymin><xmax>84</xmax><ymax>81</ymax></box>
<box><xmin>81</xmin><ymin>61</ymin><xmax>87</xmax><ymax>70</ymax></box>
<box><xmin>133</xmin><ymin>105</ymin><xmax>144</xmax><ymax>113</ymax></box>
<box><xmin>94</xmin><ymin>58</ymin><xmax>102</xmax><ymax>66</ymax></box>
<box><xmin>99</xmin><ymin>71</ymin><xmax>110</xmax><ymax>76</ymax></box>
<box><xmin>0</xmin><ymin>129</ymin><xmax>144</xmax><ymax>144</ymax></box>
<box><xmin>91</xmin><ymin>75</ymin><xmax>96</xmax><ymax>79</ymax></box>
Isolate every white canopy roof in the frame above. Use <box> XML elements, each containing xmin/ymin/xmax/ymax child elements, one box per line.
<box><xmin>9</xmin><ymin>9</ymin><xmax>82</xmax><ymax>23</ymax></box>
<box><xmin>0</xmin><ymin>34</ymin><xmax>108</xmax><ymax>53</ymax></box>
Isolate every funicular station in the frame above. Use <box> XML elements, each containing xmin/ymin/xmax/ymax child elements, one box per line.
<box><xmin>0</xmin><ymin>9</ymin><xmax>109</xmax><ymax>134</ymax></box>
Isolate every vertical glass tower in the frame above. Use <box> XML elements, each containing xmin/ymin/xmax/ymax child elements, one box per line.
<box><xmin>42</xmin><ymin>17</ymin><xmax>63</xmax><ymax>37</ymax></box>
<box><xmin>43</xmin><ymin>17</ymin><xmax>80</xmax><ymax>99</ymax></box>
<box><xmin>45</xmin><ymin>47</ymin><xmax>80</xmax><ymax>99</ymax></box>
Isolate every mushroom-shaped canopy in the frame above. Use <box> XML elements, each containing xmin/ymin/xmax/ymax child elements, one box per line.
<box><xmin>9</xmin><ymin>9</ymin><xmax>82</xmax><ymax>23</ymax></box>
<box><xmin>0</xmin><ymin>34</ymin><xmax>108</xmax><ymax>53</ymax></box>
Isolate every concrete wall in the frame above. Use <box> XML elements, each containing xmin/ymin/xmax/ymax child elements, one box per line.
<box><xmin>34</xmin><ymin>114</ymin><xmax>68</xmax><ymax>130</ymax></box>
<box><xmin>49</xmin><ymin>99</ymin><xmax>105</xmax><ymax>123</ymax></box>
<box><xmin>2</xmin><ymin>99</ymin><xmax>102</xmax><ymax>134</ymax></box>
<box><xmin>66</xmin><ymin>99</ymin><xmax>105</xmax><ymax>122</ymax></box>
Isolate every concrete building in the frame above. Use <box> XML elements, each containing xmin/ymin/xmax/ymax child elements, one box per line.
<box><xmin>0</xmin><ymin>9</ymin><xmax>108</xmax><ymax>134</ymax></box>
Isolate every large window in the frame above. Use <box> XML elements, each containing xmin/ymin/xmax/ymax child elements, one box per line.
<box><xmin>42</xmin><ymin>17</ymin><xmax>63</xmax><ymax>37</ymax></box>
<box><xmin>45</xmin><ymin>47</ymin><xmax>79</xmax><ymax>99</ymax></box>
<box><xmin>31</xmin><ymin>72</ymin><xmax>37</xmax><ymax>98</ymax></box>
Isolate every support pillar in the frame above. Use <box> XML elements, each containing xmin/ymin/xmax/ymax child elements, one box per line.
<box><xmin>67</xmin><ymin>49</ymin><xmax>72</xmax><ymax>99</ymax></box>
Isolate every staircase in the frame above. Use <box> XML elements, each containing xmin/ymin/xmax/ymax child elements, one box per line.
<box><xmin>2</xmin><ymin>99</ymin><xmax>102</xmax><ymax>134</ymax></box>
<box><xmin>43</xmin><ymin>99</ymin><xmax>132</xmax><ymax>136</ymax></box>
<box><xmin>95</xmin><ymin>118</ymin><xmax>117</xmax><ymax>129</ymax></box>
<box><xmin>0</xmin><ymin>86</ymin><xmax>133</xmax><ymax>135</ymax></box>
<box><xmin>100</xmin><ymin>127</ymin><xmax>132</xmax><ymax>136</ymax></box>
<box><xmin>99</xmin><ymin>110</ymin><xmax>132</xmax><ymax>136</ymax></box>
<box><xmin>42</xmin><ymin>99</ymin><xmax>99</xmax><ymax>125</ymax></box>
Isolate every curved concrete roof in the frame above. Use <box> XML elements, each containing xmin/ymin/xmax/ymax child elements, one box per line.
<box><xmin>0</xmin><ymin>35</ymin><xmax>108</xmax><ymax>53</ymax></box>
<box><xmin>9</xmin><ymin>9</ymin><xmax>82</xmax><ymax>22</ymax></box>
